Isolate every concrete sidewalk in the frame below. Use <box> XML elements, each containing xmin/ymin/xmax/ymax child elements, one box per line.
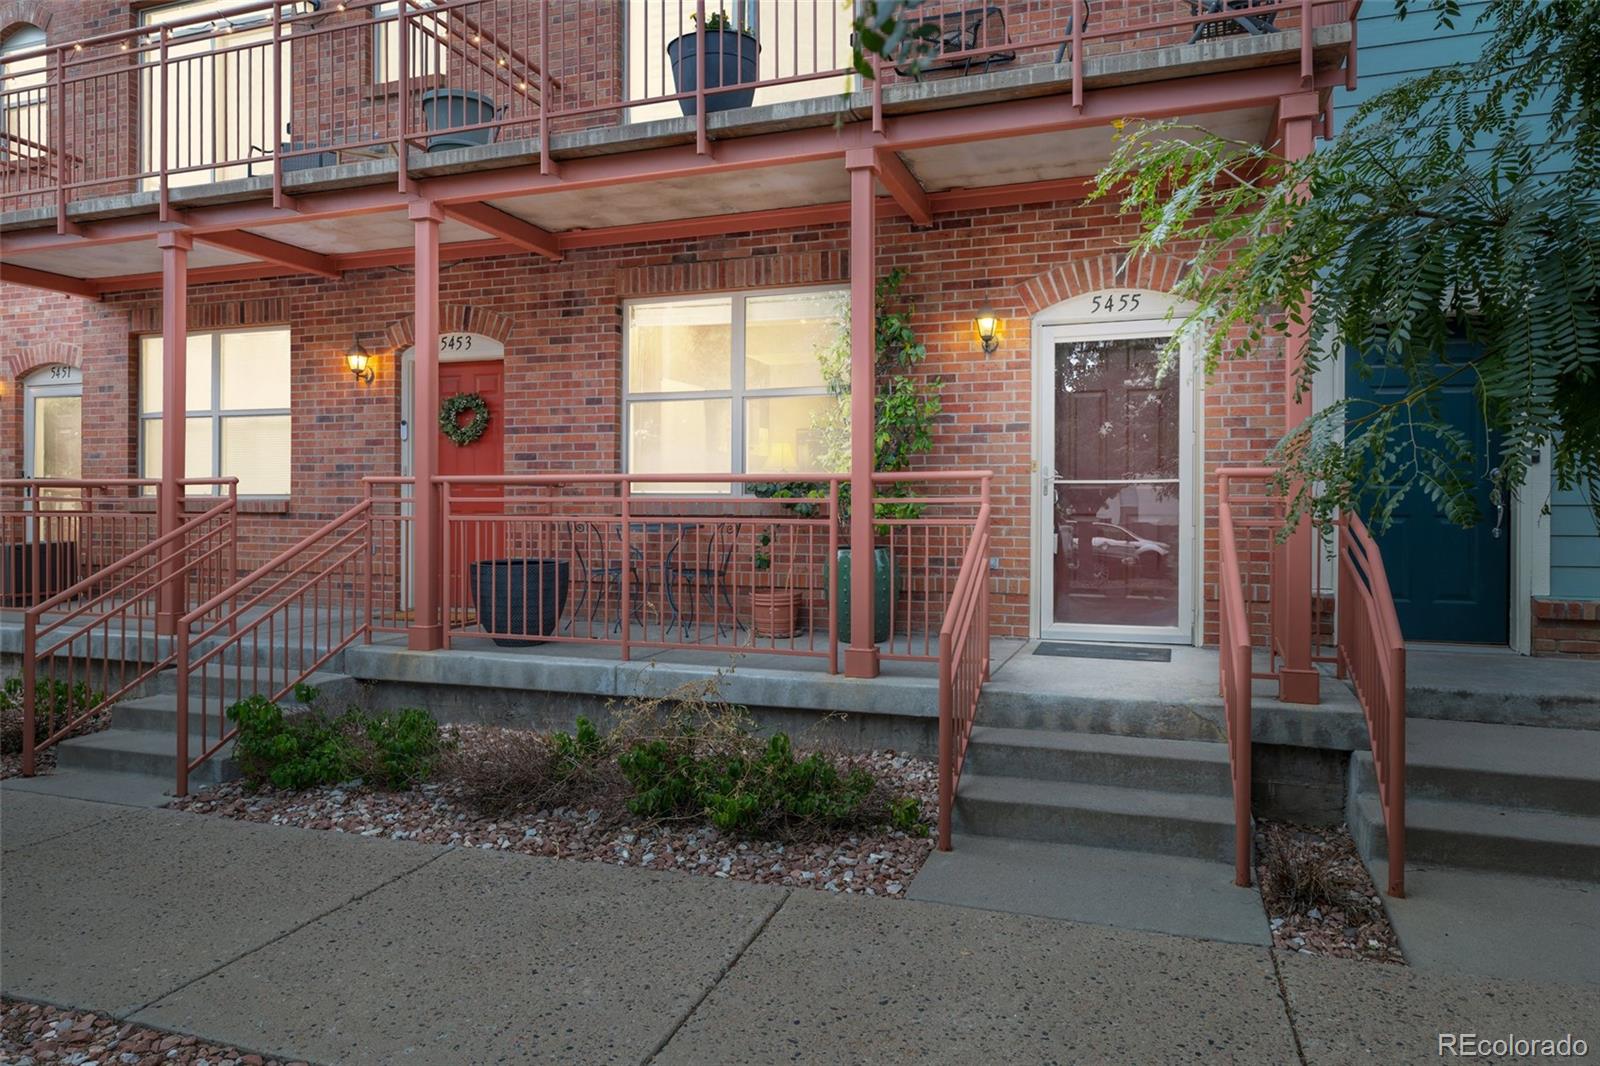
<box><xmin>2</xmin><ymin>790</ymin><xmax>1595</xmax><ymax>1065</ymax></box>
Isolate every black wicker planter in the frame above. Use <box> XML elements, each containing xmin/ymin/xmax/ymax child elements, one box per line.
<box><xmin>470</xmin><ymin>558</ymin><xmax>571</xmax><ymax>648</ymax></box>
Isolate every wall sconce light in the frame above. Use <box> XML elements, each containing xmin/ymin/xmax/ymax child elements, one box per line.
<box><xmin>973</xmin><ymin>308</ymin><xmax>1003</xmax><ymax>355</ymax></box>
<box><xmin>345</xmin><ymin>338</ymin><xmax>375</xmax><ymax>385</ymax></box>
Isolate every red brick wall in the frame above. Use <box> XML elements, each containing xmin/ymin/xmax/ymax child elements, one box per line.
<box><xmin>1532</xmin><ymin>599</ymin><xmax>1600</xmax><ymax>660</ymax></box>
<box><xmin>3</xmin><ymin>191</ymin><xmax>1299</xmax><ymax>640</ymax></box>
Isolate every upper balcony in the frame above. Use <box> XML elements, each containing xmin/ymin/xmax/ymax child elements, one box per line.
<box><xmin>0</xmin><ymin>0</ymin><xmax>1356</xmax><ymax>291</ymax></box>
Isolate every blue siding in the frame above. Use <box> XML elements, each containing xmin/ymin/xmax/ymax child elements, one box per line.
<box><xmin>1336</xmin><ymin>4</ymin><xmax>1599</xmax><ymax>601</ymax></box>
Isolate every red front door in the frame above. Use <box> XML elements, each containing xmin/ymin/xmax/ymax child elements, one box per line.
<box><xmin>438</xmin><ymin>360</ymin><xmax>505</xmax><ymax>621</ymax></box>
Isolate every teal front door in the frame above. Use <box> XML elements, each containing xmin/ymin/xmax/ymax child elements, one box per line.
<box><xmin>1344</xmin><ymin>341</ymin><xmax>1510</xmax><ymax>644</ymax></box>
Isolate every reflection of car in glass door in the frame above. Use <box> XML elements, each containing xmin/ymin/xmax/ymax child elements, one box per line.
<box><xmin>1060</xmin><ymin>520</ymin><xmax>1171</xmax><ymax>577</ymax></box>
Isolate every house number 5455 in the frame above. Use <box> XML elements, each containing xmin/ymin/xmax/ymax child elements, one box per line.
<box><xmin>1090</xmin><ymin>293</ymin><xmax>1141</xmax><ymax>315</ymax></box>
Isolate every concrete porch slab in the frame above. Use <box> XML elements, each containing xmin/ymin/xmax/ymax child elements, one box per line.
<box><xmin>1367</xmin><ymin>859</ymin><xmax>1600</xmax><ymax>986</ymax></box>
<box><xmin>907</xmin><ymin>832</ymin><xmax>1270</xmax><ymax>946</ymax></box>
<box><xmin>1404</xmin><ymin>646</ymin><xmax>1600</xmax><ymax>729</ymax></box>
<box><xmin>1279</xmin><ymin>953</ymin><xmax>1599</xmax><ymax>1063</ymax></box>
<box><xmin>1</xmin><ymin>768</ymin><xmax>176</xmax><ymax>810</ymax></box>
<box><xmin>651</xmin><ymin>888</ymin><xmax>1300</xmax><ymax>1064</ymax></box>
<box><xmin>0</xmin><ymin>790</ymin><xmax>139</xmax><ymax>853</ymax></box>
<box><xmin>131</xmin><ymin>847</ymin><xmax>787</xmax><ymax>1066</ymax></box>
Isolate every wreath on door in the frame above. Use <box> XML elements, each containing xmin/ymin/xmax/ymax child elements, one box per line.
<box><xmin>439</xmin><ymin>392</ymin><xmax>491</xmax><ymax>446</ymax></box>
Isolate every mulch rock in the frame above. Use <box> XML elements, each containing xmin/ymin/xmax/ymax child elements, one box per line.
<box><xmin>0</xmin><ymin>998</ymin><xmax>297</xmax><ymax>1066</ymax></box>
<box><xmin>1255</xmin><ymin>819</ymin><xmax>1405</xmax><ymax>964</ymax></box>
<box><xmin>172</xmin><ymin>729</ymin><xmax>937</xmax><ymax>899</ymax></box>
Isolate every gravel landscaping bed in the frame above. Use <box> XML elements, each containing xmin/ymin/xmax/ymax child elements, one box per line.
<box><xmin>1255</xmin><ymin>819</ymin><xmax>1404</xmax><ymax>964</ymax></box>
<box><xmin>173</xmin><ymin>725</ymin><xmax>937</xmax><ymax>897</ymax></box>
<box><xmin>0</xmin><ymin>998</ymin><xmax>297</xmax><ymax>1066</ymax></box>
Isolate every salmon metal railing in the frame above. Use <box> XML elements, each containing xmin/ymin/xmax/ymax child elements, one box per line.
<box><xmin>1336</xmin><ymin>511</ymin><xmax>1405</xmax><ymax>897</ymax></box>
<box><xmin>934</xmin><ymin>474</ymin><xmax>991</xmax><ymax>851</ymax></box>
<box><xmin>1215</xmin><ymin>467</ymin><xmax>1263</xmax><ymax>886</ymax></box>
<box><xmin>2</xmin><ymin>0</ymin><xmax>1365</xmax><ymax>224</ymax></box>
<box><xmin>174</xmin><ymin>495</ymin><xmax>376</xmax><ymax>795</ymax></box>
<box><xmin>19</xmin><ymin>483</ymin><xmax>239</xmax><ymax>776</ymax></box>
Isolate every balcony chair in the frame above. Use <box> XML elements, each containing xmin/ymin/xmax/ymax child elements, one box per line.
<box><xmin>663</xmin><ymin>522</ymin><xmax>743</xmax><ymax>642</ymax></box>
<box><xmin>893</xmin><ymin>4</ymin><xmax>1018</xmax><ymax>78</ymax></box>
<box><xmin>565</xmin><ymin>522</ymin><xmax>644</xmax><ymax>636</ymax></box>
<box><xmin>1189</xmin><ymin>0</ymin><xmax>1280</xmax><ymax>42</ymax></box>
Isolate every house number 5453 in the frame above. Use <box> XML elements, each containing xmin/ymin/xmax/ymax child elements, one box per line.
<box><xmin>1090</xmin><ymin>293</ymin><xmax>1141</xmax><ymax>315</ymax></box>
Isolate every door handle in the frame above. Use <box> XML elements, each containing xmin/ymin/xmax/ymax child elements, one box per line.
<box><xmin>1489</xmin><ymin>467</ymin><xmax>1504</xmax><ymax>539</ymax></box>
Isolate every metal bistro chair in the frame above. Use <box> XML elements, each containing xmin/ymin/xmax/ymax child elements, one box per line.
<box><xmin>663</xmin><ymin>522</ymin><xmax>743</xmax><ymax>642</ymax></box>
<box><xmin>566</xmin><ymin>522</ymin><xmax>643</xmax><ymax>636</ymax></box>
<box><xmin>1189</xmin><ymin>0</ymin><xmax>1280</xmax><ymax>43</ymax></box>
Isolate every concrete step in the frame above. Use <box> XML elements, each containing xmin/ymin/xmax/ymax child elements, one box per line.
<box><xmin>976</xmin><ymin>686</ymin><xmax>1230</xmax><ymax>741</ymax></box>
<box><xmin>954</xmin><ymin>772</ymin><xmax>1239</xmax><ymax>864</ymax></box>
<box><xmin>145</xmin><ymin>667</ymin><xmax>357</xmax><ymax>704</ymax></box>
<box><xmin>53</xmin><ymin>727</ymin><xmax>236</xmax><ymax>786</ymax></box>
<box><xmin>1349</xmin><ymin>792</ymin><xmax>1600</xmax><ymax>883</ymax></box>
<box><xmin>964</xmin><ymin>726</ymin><xmax>1232</xmax><ymax>796</ymax></box>
<box><xmin>1351</xmin><ymin>719</ymin><xmax>1600</xmax><ymax>818</ymax></box>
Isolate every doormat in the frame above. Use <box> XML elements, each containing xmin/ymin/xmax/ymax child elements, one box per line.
<box><xmin>1034</xmin><ymin>641</ymin><xmax>1172</xmax><ymax>663</ymax></box>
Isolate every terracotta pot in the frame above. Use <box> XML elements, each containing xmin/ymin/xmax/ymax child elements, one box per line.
<box><xmin>751</xmin><ymin>586</ymin><xmax>799</xmax><ymax>638</ymax></box>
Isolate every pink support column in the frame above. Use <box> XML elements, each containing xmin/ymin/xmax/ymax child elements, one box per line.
<box><xmin>844</xmin><ymin>150</ymin><xmax>879</xmax><ymax>679</ymax></box>
<box><xmin>156</xmin><ymin>229</ymin><xmax>191</xmax><ymax>636</ymax></box>
<box><xmin>408</xmin><ymin>200</ymin><xmax>445</xmax><ymax>651</ymax></box>
<box><xmin>1278</xmin><ymin>91</ymin><xmax>1321</xmax><ymax>705</ymax></box>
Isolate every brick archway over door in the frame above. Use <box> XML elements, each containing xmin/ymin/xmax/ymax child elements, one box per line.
<box><xmin>383</xmin><ymin>305</ymin><xmax>515</xmax><ymax>352</ymax></box>
<box><xmin>5</xmin><ymin>341</ymin><xmax>82</xmax><ymax>383</ymax></box>
<box><xmin>1016</xmin><ymin>254</ymin><xmax>1195</xmax><ymax>316</ymax></box>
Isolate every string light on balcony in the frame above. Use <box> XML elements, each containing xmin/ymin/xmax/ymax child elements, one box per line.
<box><xmin>497</xmin><ymin>56</ymin><xmax>507</xmax><ymax>67</ymax></box>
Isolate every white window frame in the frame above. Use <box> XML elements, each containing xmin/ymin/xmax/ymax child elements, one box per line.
<box><xmin>621</xmin><ymin>284</ymin><xmax>844</xmax><ymax>494</ymax></box>
<box><xmin>371</xmin><ymin>0</ymin><xmax>446</xmax><ymax>86</ymax></box>
<box><xmin>137</xmin><ymin>326</ymin><xmax>292</xmax><ymax>498</ymax></box>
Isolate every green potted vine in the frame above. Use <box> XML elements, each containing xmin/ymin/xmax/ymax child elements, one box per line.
<box><xmin>667</xmin><ymin>10</ymin><xmax>760</xmax><ymax>116</ymax></box>
<box><xmin>754</xmin><ymin>269</ymin><xmax>943</xmax><ymax>645</ymax></box>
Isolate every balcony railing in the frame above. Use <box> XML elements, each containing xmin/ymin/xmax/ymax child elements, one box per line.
<box><xmin>2</xmin><ymin>0</ymin><xmax>1361</xmax><ymax>226</ymax></box>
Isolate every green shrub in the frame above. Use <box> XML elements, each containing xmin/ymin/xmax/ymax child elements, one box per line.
<box><xmin>1</xmin><ymin>676</ymin><xmax>105</xmax><ymax>754</ymax></box>
<box><xmin>618</xmin><ymin>721</ymin><xmax>898</xmax><ymax>839</ymax></box>
<box><xmin>227</xmin><ymin>696</ymin><xmax>445</xmax><ymax>791</ymax></box>
<box><xmin>354</xmin><ymin>707</ymin><xmax>447</xmax><ymax>789</ymax></box>
<box><xmin>228</xmin><ymin>695</ymin><xmax>351</xmax><ymax>791</ymax></box>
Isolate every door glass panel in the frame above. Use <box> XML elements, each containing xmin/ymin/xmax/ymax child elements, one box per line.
<box><xmin>1053</xmin><ymin>483</ymin><xmax>1180</xmax><ymax>628</ymax></box>
<box><xmin>32</xmin><ymin>396</ymin><xmax>82</xmax><ymax>479</ymax></box>
<box><xmin>1052</xmin><ymin>336</ymin><xmax>1181</xmax><ymax>629</ymax></box>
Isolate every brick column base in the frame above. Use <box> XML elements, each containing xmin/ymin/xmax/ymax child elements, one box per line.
<box><xmin>1531</xmin><ymin>598</ymin><xmax>1600</xmax><ymax>659</ymax></box>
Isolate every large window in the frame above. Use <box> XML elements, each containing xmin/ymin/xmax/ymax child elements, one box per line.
<box><xmin>624</xmin><ymin>288</ymin><xmax>844</xmax><ymax>492</ymax></box>
<box><xmin>138</xmin><ymin>328</ymin><xmax>292</xmax><ymax>496</ymax></box>
<box><xmin>139</xmin><ymin>0</ymin><xmax>288</xmax><ymax>189</ymax></box>
<box><xmin>1</xmin><ymin>23</ymin><xmax>47</xmax><ymax>161</ymax></box>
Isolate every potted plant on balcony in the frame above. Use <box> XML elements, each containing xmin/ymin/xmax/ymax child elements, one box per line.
<box><xmin>750</xmin><ymin>528</ymin><xmax>799</xmax><ymax>638</ymax></box>
<box><xmin>666</xmin><ymin>9</ymin><xmax>760</xmax><ymax>116</ymax></box>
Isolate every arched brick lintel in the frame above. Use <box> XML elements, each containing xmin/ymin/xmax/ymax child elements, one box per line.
<box><xmin>0</xmin><ymin>1</ymin><xmax>54</xmax><ymax>38</ymax></box>
<box><xmin>5</xmin><ymin>340</ymin><xmax>82</xmax><ymax>382</ymax></box>
<box><xmin>1016</xmin><ymin>254</ymin><xmax>1197</xmax><ymax>317</ymax></box>
<box><xmin>383</xmin><ymin>304</ymin><xmax>516</xmax><ymax>352</ymax></box>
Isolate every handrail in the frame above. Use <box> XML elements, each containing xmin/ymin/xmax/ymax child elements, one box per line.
<box><xmin>4</xmin><ymin>0</ymin><xmax>1364</xmax><ymax>225</ymax></box>
<box><xmin>19</xmin><ymin>492</ymin><xmax>238</xmax><ymax>776</ymax></box>
<box><xmin>1338</xmin><ymin>511</ymin><xmax>1406</xmax><ymax>896</ymax></box>
<box><xmin>1215</xmin><ymin>468</ymin><xmax>1258</xmax><ymax>887</ymax></box>
<box><xmin>935</xmin><ymin>474</ymin><xmax>992</xmax><ymax>851</ymax></box>
<box><xmin>175</xmin><ymin>497</ymin><xmax>376</xmax><ymax>794</ymax></box>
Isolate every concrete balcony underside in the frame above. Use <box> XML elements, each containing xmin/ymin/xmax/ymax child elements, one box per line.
<box><xmin>1</xmin><ymin>25</ymin><xmax>1352</xmax><ymax>290</ymax></box>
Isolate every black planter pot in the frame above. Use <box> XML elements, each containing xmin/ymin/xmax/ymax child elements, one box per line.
<box><xmin>2</xmin><ymin>541</ymin><xmax>78</xmax><ymax>607</ymax></box>
<box><xmin>470</xmin><ymin>558</ymin><xmax>570</xmax><ymax>648</ymax></box>
<box><xmin>666</xmin><ymin>29</ymin><xmax>760</xmax><ymax>115</ymax></box>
